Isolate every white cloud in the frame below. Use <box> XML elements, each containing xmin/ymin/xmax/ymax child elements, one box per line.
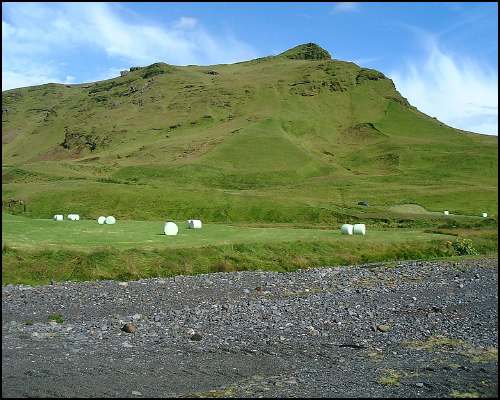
<box><xmin>1</xmin><ymin>53</ymin><xmax>74</xmax><ymax>91</ymax></box>
<box><xmin>332</xmin><ymin>2</ymin><xmax>360</xmax><ymax>13</ymax></box>
<box><xmin>389</xmin><ymin>37</ymin><xmax>498</xmax><ymax>135</ymax></box>
<box><xmin>77</xmin><ymin>4</ymin><xmax>256</xmax><ymax>65</ymax></box>
<box><xmin>174</xmin><ymin>17</ymin><xmax>198</xmax><ymax>30</ymax></box>
<box><xmin>3</xmin><ymin>70</ymin><xmax>56</xmax><ymax>91</ymax></box>
<box><xmin>2</xmin><ymin>3</ymin><xmax>258</xmax><ymax>90</ymax></box>
<box><xmin>351</xmin><ymin>56</ymin><xmax>381</xmax><ymax>66</ymax></box>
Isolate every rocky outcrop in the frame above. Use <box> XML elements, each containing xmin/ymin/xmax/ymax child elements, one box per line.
<box><xmin>356</xmin><ymin>68</ymin><xmax>386</xmax><ymax>83</ymax></box>
<box><xmin>60</xmin><ymin>127</ymin><xmax>110</xmax><ymax>152</ymax></box>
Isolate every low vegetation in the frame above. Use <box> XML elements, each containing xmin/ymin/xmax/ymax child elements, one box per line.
<box><xmin>405</xmin><ymin>336</ymin><xmax>498</xmax><ymax>365</ymax></box>
<box><xmin>47</xmin><ymin>313</ymin><xmax>64</xmax><ymax>324</ymax></box>
<box><xmin>449</xmin><ymin>390</ymin><xmax>482</xmax><ymax>398</ymax></box>
<box><xmin>3</xmin><ymin>238</ymin><xmax>464</xmax><ymax>286</ymax></box>
<box><xmin>378</xmin><ymin>369</ymin><xmax>402</xmax><ymax>386</ymax></box>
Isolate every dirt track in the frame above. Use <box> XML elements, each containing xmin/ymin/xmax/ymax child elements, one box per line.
<box><xmin>2</xmin><ymin>258</ymin><xmax>498</xmax><ymax>398</ymax></box>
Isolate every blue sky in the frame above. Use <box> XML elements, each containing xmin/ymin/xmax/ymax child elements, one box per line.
<box><xmin>2</xmin><ymin>2</ymin><xmax>498</xmax><ymax>134</ymax></box>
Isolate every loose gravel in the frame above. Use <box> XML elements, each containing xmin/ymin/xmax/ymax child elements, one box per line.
<box><xmin>2</xmin><ymin>258</ymin><xmax>498</xmax><ymax>398</ymax></box>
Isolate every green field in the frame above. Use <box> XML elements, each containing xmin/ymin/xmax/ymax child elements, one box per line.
<box><xmin>2</xmin><ymin>213</ymin><xmax>453</xmax><ymax>252</ymax></box>
<box><xmin>2</xmin><ymin>213</ymin><xmax>497</xmax><ymax>286</ymax></box>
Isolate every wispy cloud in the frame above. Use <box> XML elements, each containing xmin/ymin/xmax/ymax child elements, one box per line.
<box><xmin>174</xmin><ymin>17</ymin><xmax>198</xmax><ymax>30</ymax></box>
<box><xmin>351</xmin><ymin>56</ymin><xmax>381</xmax><ymax>67</ymax></box>
<box><xmin>331</xmin><ymin>2</ymin><xmax>360</xmax><ymax>14</ymax></box>
<box><xmin>389</xmin><ymin>35</ymin><xmax>498</xmax><ymax>136</ymax></box>
<box><xmin>2</xmin><ymin>3</ymin><xmax>258</xmax><ymax>90</ymax></box>
<box><xmin>2</xmin><ymin>66</ymin><xmax>75</xmax><ymax>91</ymax></box>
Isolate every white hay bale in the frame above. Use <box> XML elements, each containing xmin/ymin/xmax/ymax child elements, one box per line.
<box><xmin>68</xmin><ymin>214</ymin><xmax>80</xmax><ymax>221</ymax></box>
<box><xmin>105</xmin><ymin>216</ymin><xmax>116</xmax><ymax>225</ymax></box>
<box><xmin>482</xmin><ymin>212</ymin><xmax>488</xmax><ymax>218</ymax></box>
<box><xmin>444</xmin><ymin>210</ymin><xmax>449</xmax><ymax>215</ymax></box>
<box><xmin>187</xmin><ymin>219</ymin><xmax>202</xmax><ymax>229</ymax></box>
<box><xmin>164</xmin><ymin>221</ymin><xmax>178</xmax><ymax>236</ymax></box>
<box><xmin>53</xmin><ymin>214</ymin><xmax>64</xmax><ymax>221</ymax></box>
<box><xmin>353</xmin><ymin>224</ymin><xmax>366</xmax><ymax>235</ymax></box>
<box><xmin>340</xmin><ymin>224</ymin><xmax>353</xmax><ymax>235</ymax></box>
<box><xmin>97</xmin><ymin>216</ymin><xmax>106</xmax><ymax>224</ymax></box>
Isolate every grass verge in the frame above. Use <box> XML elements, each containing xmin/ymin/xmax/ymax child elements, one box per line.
<box><xmin>2</xmin><ymin>237</ymin><xmax>487</xmax><ymax>286</ymax></box>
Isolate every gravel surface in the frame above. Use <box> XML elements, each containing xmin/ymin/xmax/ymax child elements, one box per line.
<box><xmin>2</xmin><ymin>258</ymin><xmax>498</xmax><ymax>398</ymax></box>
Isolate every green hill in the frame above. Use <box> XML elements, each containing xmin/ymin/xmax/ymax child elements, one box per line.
<box><xmin>2</xmin><ymin>43</ymin><xmax>497</xmax><ymax>224</ymax></box>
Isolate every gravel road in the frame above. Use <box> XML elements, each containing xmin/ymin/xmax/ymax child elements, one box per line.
<box><xmin>2</xmin><ymin>258</ymin><xmax>498</xmax><ymax>398</ymax></box>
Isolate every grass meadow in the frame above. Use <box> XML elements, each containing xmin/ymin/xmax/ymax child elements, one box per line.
<box><xmin>2</xmin><ymin>213</ymin><xmax>497</xmax><ymax>286</ymax></box>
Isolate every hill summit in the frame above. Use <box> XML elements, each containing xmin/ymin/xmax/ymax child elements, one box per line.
<box><xmin>278</xmin><ymin>43</ymin><xmax>332</xmax><ymax>60</ymax></box>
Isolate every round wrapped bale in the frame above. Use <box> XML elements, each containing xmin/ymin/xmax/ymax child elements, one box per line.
<box><xmin>353</xmin><ymin>224</ymin><xmax>366</xmax><ymax>235</ymax></box>
<box><xmin>482</xmin><ymin>212</ymin><xmax>488</xmax><ymax>218</ymax></box>
<box><xmin>105</xmin><ymin>216</ymin><xmax>116</xmax><ymax>225</ymax></box>
<box><xmin>68</xmin><ymin>214</ymin><xmax>80</xmax><ymax>221</ymax></box>
<box><xmin>164</xmin><ymin>221</ymin><xmax>178</xmax><ymax>236</ymax></box>
<box><xmin>444</xmin><ymin>210</ymin><xmax>449</xmax><ymax>215</ymax></box>
<box><xmin>53</xmin><ymin>214</ymin><xmax>64</xmax><ymax>221</ymax></box>
<box><xmin>97</xmin><ymin>216</ymin><xmax>106</xmax><ymax>224</ymax></box>
<box><xmin>187</xmin><ymin>219</ymin><xmax>202</xmax><ymax>229</ymax></box>
<box><xmin>341</xmin><ymin>224</ymin><xmax>353</xmax><ymax>235</ymax></box>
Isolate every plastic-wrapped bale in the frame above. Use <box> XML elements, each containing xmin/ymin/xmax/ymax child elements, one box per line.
<box><xmin>97</xmin><ymin>216</ymin><xmax>106</xmax><ymax>224</ymax></box>
<box><xmin>53</xmin><ymin>214</ymin><xmax>64</xmax><ymax>221</ymax></box>
<box><xmin>353</xmin><ymin>224</ymin><xmax>366</xmax><ymax>235</ymax></box>
<box><xmin>482</xmin><ymin>212</ymin><xmax>488</xmax><ymax>218</ymax></box>
<box><xmin>340</xmin><ymin>224</ymin><xmax>353</xmax><ymax>235</ymax></box>
<box><xmin>164</xmin><ymin>221</ymin><xmax>178</xmax><ymax>236</ymax></box>
<box><xmin>68</xmin><ymin>214</ymin><xmax>80</xmax><ymax>221</ymax></box>
<box><xmin>187</xmin><ymin>219</ymin><xmax>202</xmax><ymax>229</ymax></box>
<box><xmin>444</xmin><ymin>210</ymin><xmax>449</xmax><ymax>215</ymax></box>
<box><xmin>105</xmin><ymin>216</ymin><xmax>116</xmax><ymax>225</ymax></box>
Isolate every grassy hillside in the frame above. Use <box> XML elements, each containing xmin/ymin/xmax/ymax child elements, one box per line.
<box><xmin>2</xmin><ymin>43</ymin><xmax>497</xmax><ymax>223</ymax></box>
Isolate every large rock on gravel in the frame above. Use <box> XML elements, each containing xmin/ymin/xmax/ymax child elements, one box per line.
<box><xmin>121</xmin><ymin>323</ymin><xmax>137</xmax><ymax>333</ymax></box>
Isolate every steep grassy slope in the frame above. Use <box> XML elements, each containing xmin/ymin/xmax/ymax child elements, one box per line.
<box><xmin>2</xmin><ymin>44</ymin><xmax>497</xmax><ymax>223</ymax></box>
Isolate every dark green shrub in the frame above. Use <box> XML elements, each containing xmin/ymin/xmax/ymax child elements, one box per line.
<box><xmin>48</xmin><ymin>313</ymin><xmax>64</xmax><ymax>324</ymax></box>
<box><xmin>451</xmin><ymin>238</ymin><xmax>478</xmax><ymax>256</ymax></box>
